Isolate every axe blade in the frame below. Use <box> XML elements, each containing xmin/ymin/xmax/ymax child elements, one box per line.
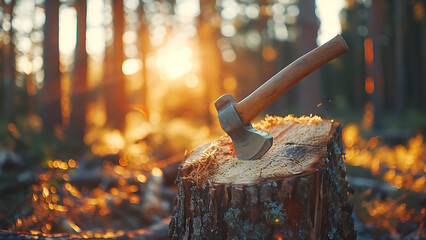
<box><xmin>216</xmin><ymin>95</ymin><xmax>273</xmax><ymax>160</ymax></box>
<box><xmin>232</xmin><ymin>125</ymin><xmax>273</xmax><ymax>160</ymax></box>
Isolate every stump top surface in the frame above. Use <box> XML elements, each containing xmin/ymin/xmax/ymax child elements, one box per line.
<box><xmin>182</xmin><ymin>115</ymin><xmax>337</xmax><ymax>185</ymax></box>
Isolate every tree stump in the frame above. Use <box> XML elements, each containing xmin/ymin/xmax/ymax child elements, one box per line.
<box><xmin>169</xmin><ymin>116</ymin><xmax>355</xmax><ymax>239</ymax></box>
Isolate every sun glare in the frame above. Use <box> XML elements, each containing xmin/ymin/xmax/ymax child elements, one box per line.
<box><xmin>175</xmin><ymin>0</ymin><xmax>200</xmax><ymax>19</ymax></box>
<box><xmin>315</xmin><ymin>0</ymin><xmax>345</xmax><ymax>45</ymax></box>
<box><xmin>122</xmin><ymin>58</ymin><xmax>142</xmax><ymax>75</ymax></box>
<box><xmin>156</xmin><ymin>45</ymin><xmax>194</xmax><ymax>80</ymax></box>
<box><xmin>59</xmin><ymin>6</ymin><xmax>77</xmax><ymax>56</ymax></box>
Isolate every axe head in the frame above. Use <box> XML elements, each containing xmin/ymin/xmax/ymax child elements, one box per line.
<box><xmin>215</xmin><ymin>94</ymin><xmax>273</xmax><ymax>160</ymax></box>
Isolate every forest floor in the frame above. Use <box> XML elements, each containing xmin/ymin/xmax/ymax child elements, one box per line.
<box><xmin>0</xmin><ymin>117</ymin><xmax>424</xmax><ymax>239</ymax></box>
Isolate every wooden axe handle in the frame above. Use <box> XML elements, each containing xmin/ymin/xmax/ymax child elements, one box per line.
<box><xmin>235</xmin><ymin>34</ymin><xmax>348</xmax><ymax>125</ymax></box>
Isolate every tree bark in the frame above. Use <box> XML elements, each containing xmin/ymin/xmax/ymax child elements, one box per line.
<box><xmin>198</xmin><ymin>0</ymin><xmax>223</xmax><ymax>126</ymax></box>
<box><xmin>68</xmin><ymin>0</ymin><xmax>88</xmax><ymax>141</ymax></box>
<box><xmin>42</xmin><ymin>0</ymin><xmax>62</xmax><ymax>133</ymax></box>
<box><xmin>407</xmin><ymin>4</ymin><xmax>422</xmax><ymax>111</ymax></box>
<box><xmin>105</xmin><ymin>0</ymin><xmax>126</xmax><ymax>130</ymax></box>
<box><xmin>3</xmin><ymin>0</ymin><xmax>16</xmax><ymax>124</ymax></box>
<box><xmin>394</xmin><ymin>0</ymin><xmax>408</xmax><ymax>119</ymax></box>
<box><xmin>350</xmin><ymin>4</ymin><xmax>365</xmax><ymax>109</ymax></box>
<box><xmin>138</xmin><ymin>2</ymin><xmax>149</xmax><ymax>109</ymax></box>
<box><xmin>296</xmin><ymin>0</ymin><xmax>323</xmax><ymax>116</ymax></box>
<box><xmin>169</xmin><ymin>116</ymin><xmax>355</xmax><ymax>239</ymax></box>
<box><xmin>423</xmin><ymin>10</ymin><xmax>426</xmax><ymax>111</ymax></box>
<box><xmin>370</xmin><ymin>0</ymin><xmax>384</xmax><ymax>129</ymax></box>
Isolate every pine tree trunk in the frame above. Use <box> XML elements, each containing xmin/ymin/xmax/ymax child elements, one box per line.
<box><xmin>394</xmin><ymin>0</ymin><xmax>406</xmax><ymax>119</ymax></box>
<box><xmin>42</xmin><ymin>0</ymin><xmax>62</xmax><ymax>133</ymax></box>
<box><xmin>296</xmin><ymin>0</ymin><xmax>322</xmax><ymax>116</ymax></box>
<box><xmin>138</xmin><ymin>2</ymin><xmax>149</xmax><ymax>109</ymax></box>
<box><xmin>105</xmin><ymin>0</ymin><xmax>126</xmax><ymax>130</ymax></box>
<box><xmin>3</xmin><ymin>0</ymin><xmax>16</xmax><ymax>124</ymax></box>
<box><xmin>169</xmin><ymin>116</ymin><xmax>355</xmax><ymax>239</ymax></box>
<box><xmin>423</xmin><ymin>13</ymin><xmax>426</xmax><ymax>111</ymax></box>
<box><xmin>68</xmin><ymin>0</ymin><xmax>88</xmax><ymax>141</ymax></box>
<box><xmin>198</xmin><ymin>0</ymin><xmax>222</xmax><ymax>126</ymax></box>
<box><xmin>370</xmin><ymin>0</ymin><xmax>384</xmax><ymax>129</ymax></box>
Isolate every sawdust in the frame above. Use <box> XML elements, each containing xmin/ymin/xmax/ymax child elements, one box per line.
<box><xmin>182</xmin><ymin>115</ymin><xmax>335</xmax><ymax>185</ymax></box>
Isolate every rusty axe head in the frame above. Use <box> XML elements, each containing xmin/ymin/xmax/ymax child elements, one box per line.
<box><xmin>215</xmin><ymin>94</ymin><xmax>273</xmax><ymax>160</ymax></box>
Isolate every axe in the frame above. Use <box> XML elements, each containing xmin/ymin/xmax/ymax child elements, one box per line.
<box><xmin>215</xmin><ymin>35</ymin><xmax>348</xmax><ymax>160</ymax></box>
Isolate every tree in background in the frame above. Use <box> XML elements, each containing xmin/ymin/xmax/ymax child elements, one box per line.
<box><xmin>104</xmin><ymin>0</ymin><xmax>126</xmax><ymax>130</ymax></box>
<box><xmin>406</xmin><ymin>1</ymin><xmax>425</xmax><ymax>112</ymax></box>
<box><xmin>68</xmin><ymin>0</ymin><xmax>87</xmax><ymax>142</ymax></box>
<box><xmin>138</xmin><ymin>1</ymin><xmax>149</xmax><ymax>109</ymax></box>
<box><xmin>296</xmin><ymin>0</ymin><xmax>322</xmax><ymax>115</ymax></box>
<box><xmin>394</xmin><ymin>0</ymin><xmax>406</xmax><ymax>119</ymax></box>
<box><xmin>3</xmin><ymin>0</ymin><xmax>16</xmax><ymax>124</ymax></box>
<box><xmin>42</xmin><ymin>0</ymin><xmax>62</xmax><ymax>133</ymax></box>
<box><xmin>423</xmin><ymin>3</ymin><xmax>426</xmax><ymax>111</ymax></box>
<box><xmin>199</xmin><ymin>0</ymin><xmax>223</xmax><ymax>126</ymax></box>
<box><xmin>0</xmin><ymin>0</ymin><xmax>424</xmax><ymax>137</ymax></box>
<box><xmin>370</xmin><ymin>0</ymin><xmax>384</xmax><ymax>129</ymax></box>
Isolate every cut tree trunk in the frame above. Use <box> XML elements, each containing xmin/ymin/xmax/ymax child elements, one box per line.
<box><xmin>169</xmin><ymin>116</ymin><xmax>355</xmax><ymax>239</ymax></box>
